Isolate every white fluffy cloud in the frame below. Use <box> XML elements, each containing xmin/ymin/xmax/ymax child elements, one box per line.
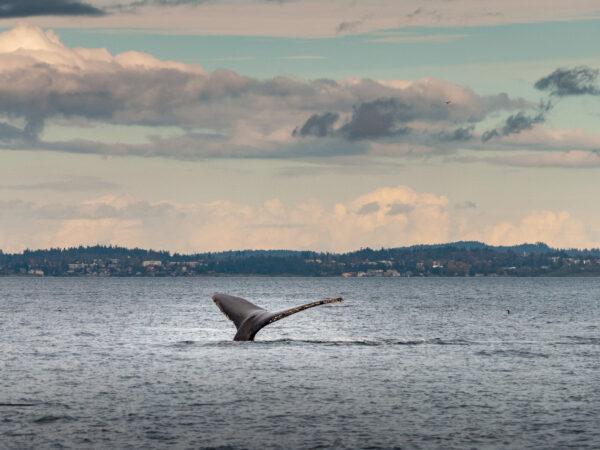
<box><xmin>0</xmin><ymin>186</ymin><xmax>450</xmax><ymax>252</ymax></box>
<box><xmin>467</xmin><ymin>210</ymin><xmax>597</xmax><ymax>249</ymax></box>
<box><xmin>3</xmin><ymin>186</ymin><xmax>598</xmax><ymax>252</ymax></box>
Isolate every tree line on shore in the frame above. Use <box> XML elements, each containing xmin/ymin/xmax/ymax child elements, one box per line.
<box><xmin>1</xmin><ymin>242</ymin><xmax>600</xmax><ymax>277</ymax></box>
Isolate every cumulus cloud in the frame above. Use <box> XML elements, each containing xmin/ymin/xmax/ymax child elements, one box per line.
<box><xmin>535</xmin><ymin>66</ymin><xmax>600</xmax><ymax>96</ymax></box>
<box><xmin>3</xmin><ymin>186</ymin><xmax>599</xmax><ymax>252</ymax></box>
<box><xmin>470</xmin><ymin>210</ymin><xmax>595</xmax><ymax>249</ymax></box>
<box><xmin>0</xmin><ymin>0</ymin><xmax>104</xmax><ymax>17</ymax></box>
<box><xmin>0</xmin><ymin>23</ymin><xmax>531</xmax><ymax>160</ymax></box>
<box><xmin>0</xmin><ymin>185</ymin><xmax>451</xmax><ymax>252</ymax></box>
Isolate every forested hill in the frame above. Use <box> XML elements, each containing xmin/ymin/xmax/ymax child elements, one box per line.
<box><xmin>1</xmin><ymin>242</ymin><xmax>600</xmax><ymax>277</ymax></box>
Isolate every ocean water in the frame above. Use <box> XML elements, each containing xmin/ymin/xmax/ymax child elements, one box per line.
<box><xmin>1</xmin><ymin>277</ymin><xmax>599</xmax><ymax>449</ymax></box>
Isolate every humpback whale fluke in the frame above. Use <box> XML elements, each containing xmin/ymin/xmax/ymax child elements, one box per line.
<box><xmin>211</xmin><ymin>293</ymin><xmax>343</xmax><ymax>341</ymax></box>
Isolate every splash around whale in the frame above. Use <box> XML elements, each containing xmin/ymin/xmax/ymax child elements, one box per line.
<box><xmin>212</xmin><ymin>293</ymin><xmax>343</xmax><ymax>341</ymax></box>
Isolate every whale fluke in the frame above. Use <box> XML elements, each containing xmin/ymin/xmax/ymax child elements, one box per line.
<box><xmin>212</xmin><ymin>293</ymin><xmax>343</xmax><ymax>341</ymax></box>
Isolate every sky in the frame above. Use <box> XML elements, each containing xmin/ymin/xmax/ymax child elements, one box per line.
<box><xmin>1</xmin><ymin>0</ymin><xmax>600</xmax><ymax>253</ymax></box>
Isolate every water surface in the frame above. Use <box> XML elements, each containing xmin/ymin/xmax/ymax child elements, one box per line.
<box><xmin>1</xmin><ymin>277</ymin><xmax>599</xmax><ymax>449</ymax></box>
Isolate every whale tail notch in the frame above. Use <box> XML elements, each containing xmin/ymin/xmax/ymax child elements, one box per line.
<box><xmin>211</xmin><ymin>293</ymin><xmax>343</xmax><ymax>341</ymax></box>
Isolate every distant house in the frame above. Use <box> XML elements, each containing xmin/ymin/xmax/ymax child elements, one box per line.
<box><xmin>384</xmin><ymin>269</ymin><xmax>400</xmax><ymax>277</ymax></box>
<box><xmin>142</xmin><ymin>260</ymin><xmax>162</xmax><ymax>267</ymax></box>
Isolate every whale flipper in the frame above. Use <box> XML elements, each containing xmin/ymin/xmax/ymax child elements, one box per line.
<box><xmin>211</xmin><ymin>293</ymin><xmax>342</xmax><ymax>341</ymax></box>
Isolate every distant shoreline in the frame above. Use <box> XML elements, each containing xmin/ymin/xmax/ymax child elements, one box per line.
<box><xmin>2</xmin><ymin>242</ymin><xmax>600</xmax><ymax>277</ymax></box>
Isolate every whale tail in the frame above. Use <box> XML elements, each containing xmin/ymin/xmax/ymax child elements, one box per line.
<box><xmin>211</xmin><ymin>293</ymin><xmax>343</xmax><ymax>341</ymax></box>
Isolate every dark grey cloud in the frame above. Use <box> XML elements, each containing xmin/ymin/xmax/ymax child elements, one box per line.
<box><xmin>0</xmin><ymin>122</ymin><xmax>26</xmax><ymax>141</ymax></box>
<box><xmin>292</xmin><ymin>112</ymin><xmax>339</xmax><ymax>137</ymax></box>
<box><xmin>0</xmin><ymin>0</ymin><xmax>105</xmax><ymax>17</ymax></box>
<box><xmin>454</xmin><ymin>201</ymin><xmax>477</xmax><ymax>209</ymax></box>
<box><xmin>336</xmin><ymin>20</ymin><xmax>362</xmax><ymax>34</ymax></box>
<box><xmin>436</xmin><ymin>126</ymin><xmax>474</xmax><ymax>142</ymax></box>
<box><xmin>534</xmin><ymin>66</ymin><xmax>599</xmax><ymax>96</ymax></box>
<box><xmin>295</xmin><ymin>97</ymin><xmax>447</xmax><ymax>141</ymax></box>
<box><xmin>294</xmin><ymin>89</ymin><xmax>526</xmax><ymax>143</ymax></box>
<box><xmin>387</xmin><ymin>202</ymin><xmax>414</xmax><ymax>215</ymax></box>
<box><xmin>482</xmin><ymin>101</ymin><xmax>551</xmax><ymax>142</ymax></box>
<box><xmin>357</xmin><ymin>201</ymin><xmax>380</xmax><ymax>215</ymax></box>
<box><xmin>339</xmin><ymin>98</ymin><xmax>413</xmax><ymax>140</ymax></box>
<box><xmin>407</xmin><ymin>7</ymin><xmax>423</xmax><ymax>18</ymax></box>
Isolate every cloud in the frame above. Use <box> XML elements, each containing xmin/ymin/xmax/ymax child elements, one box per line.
<box><xmin>110</xmin><ymin>0</ymin><xmax>222</xmax><ymax>11</ymax></box>
<box><xmin>0</xmin><ymin>23</ymin><xmax>530</xmax><ymax>160</ymax></box>
<box><xmin>357</xmin><ymin>201</ymin><xmax>380</xmax><ymax>215</ymax></box>
<box><xmin>116</xmin><ymin>0</ymin><xmax>294</xmax><ymax>6</ymax></box>
<box><xmin>436</xmin><ymin>126</ymin><xmax>474</xmax><ymax>142</ymax></box>
<box><xmin>491</xmin><ymin>150</ymin><xmax>600</xmax><ymax>168</ymax></box>
<box><xmin>387</xmin><ymin>202</ymin><xmax>414</xmax><ymax>215</ymax></box>
<box><xmin>406</xmin><ymin>7</ymin><xmax>423</xmax><ymax>18</ymax></box>
<box><xmin>482</xmin><ymin>101</ymin><xmax>551</xmax><ymax>142</ymax></box>
<box><xmin>534</xmin><ymin>66</ymin><xmax>600</xmax><ymax>96</ymax></box>
<box><xmin>469</xmin><ymin>210</ymin><xmax>595</xmax><ymax>249</ymax></box>
<box><xmin>0</xmin><ymin>0</ymin><xmax>105</xmax><ymax>17</ymax></box>
<box><xmin>0</xmin><ymin>185</ymin><xmax>450</xmax><ymax>252</ymax></box>
<box><xmin>0</xmin><ymin>176</ymin><xmax>118</xmax><ymax>191</ymax></box>
<box><xmin>454</xmin><ymin>201</ymin><xmax>476</xmax><ymax>209</ymax></box>
<box><xmin>21</xmin><ymin>0</ymin><xmax>600</xmax><ymax>39</ymax></box>
<box><xmin>0</xmin><ymin>121</ymin><xmax>27</xmax><ymax>141</ymax></box>
<box><xmin>3</xmin><ymin>186</ymin><xmax>599</xmax><ymax>252</ymax></box>
<box><xmin>336</xmin><ymin>19</ymin><xmax>363</xmax><ymax>34</ymax></box>
<box><xmin>292</xmin><ymin>112</ymin><xmax>339</xmax><ymax>137</ymax></box>
<box><xmin>294</xmin><ymin>85</ymin><xmax>528</xmax><ymax>143</ymax></box>
<box><xmin>338</xmin><ymin>98</ymin><xmax>413</xmax><ymax>140</ymax></box>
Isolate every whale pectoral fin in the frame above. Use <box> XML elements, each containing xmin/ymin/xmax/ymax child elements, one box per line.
<box><xmin>212</xmin><ymin>293</ymin><xmax>267</xmax><ymax>330</ymax></box>
<box><xmin>264</xmin><ymin>297</ymin><xmax>343</xmax><ymax>326</ymax></box>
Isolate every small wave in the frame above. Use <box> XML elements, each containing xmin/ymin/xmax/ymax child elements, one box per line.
<box><xmin>560</xmin><ymin>336</ymin><xmax>600</xmax><ymax>345</ymax></box>
<box><xmin>475</xmin><ymin>349</ymin><xmax>550</xmax><ymax>358</ymax></box>
<box><xmin>74</xmin><ymin>331</ymin><xmax>98</xmax><ymax>337</ymax></box>
<box><xmin>0</xmin><ymin>403</ymin><xmax>38</xmax><ymax>407</ymax></box>
<box><xmin>32</xmin><ymin>415</ymin><xmax>77</xmax><ymax>424</ymax></box>
<box><xmin>172</xmin><ymin>340</ymin><xmax>235</xmax><ymax>347</ymax></box>
<box><xmin>196</xmin><ymin>338</ymin><xmax>471</xmax><ymax>346</ymax></box>
<box><xmin>171</xmin><ymin>337</ymin><xmax>473</xmax><ymax>347</ymax></box>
